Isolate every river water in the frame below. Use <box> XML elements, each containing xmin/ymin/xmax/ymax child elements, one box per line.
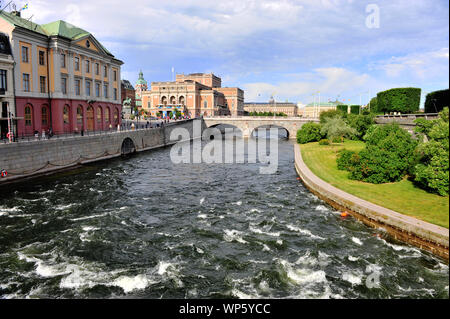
<box><xmin>0</xmin><ymin>138</ymin><xmax>448</xmax><ymax>299</ymax></box>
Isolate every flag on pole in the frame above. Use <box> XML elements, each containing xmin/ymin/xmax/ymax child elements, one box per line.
<box><xmin>20</xmin><ymin>3</ymin><xmax>28</xmax><ymax>11</ymax></box>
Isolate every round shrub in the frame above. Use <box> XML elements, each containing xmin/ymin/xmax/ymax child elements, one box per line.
<box><xmin>347</xmin><ymin>124</ymin><xmax>418</xmax><ymax>183</ymax></box>
<box><xmin>318</xmin><ymin>139</ymin><xmax>330</xmax><ymax>145</ymax></box>
<box><xmin>296</xmin><ymin>122</ymin><xmax>323</xmax><ymax>144</ymax></box>
<box><xmin>336</xmin><ymin>149</ymin><xmax>356</xmax><ymax>170</ymax></box>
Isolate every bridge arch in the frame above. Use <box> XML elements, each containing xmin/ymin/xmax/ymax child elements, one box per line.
<box><xmin>252</xmin><ymin>124</ymin><xmax>290</xmax><ymax>139</ymax></box>
<box><xmin>208</xmin><ymin>123</ymin><xmax>243</xmax><ymax>139</ymax></box>
<box><xmin>121</xmin><ymin>137</ymin><xmax>136</xmax><ymax>155</ymax></box>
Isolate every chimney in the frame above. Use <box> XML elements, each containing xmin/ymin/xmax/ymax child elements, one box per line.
<box><xmin>11</xmin><ymin>11</ymin><xmax>21</xmax><ymax>17</ymax></box>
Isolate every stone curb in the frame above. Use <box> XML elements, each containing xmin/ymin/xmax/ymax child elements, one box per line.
<box><xmin>294</xmin><ymin>143</ymin><xmax>449</xmax><ymax>261</ymax></box>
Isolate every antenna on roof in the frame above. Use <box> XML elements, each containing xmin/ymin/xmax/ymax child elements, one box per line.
<box><xmin>0</xmin><ymin>1</ymin><xmax>13</xmax><ymax>14</ymax></box>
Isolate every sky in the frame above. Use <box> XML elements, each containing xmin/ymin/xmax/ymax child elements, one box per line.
<box><xmin>7</xmin><ymin>0</ymin><xmax>449</xmax><ymax>106</ymax></box>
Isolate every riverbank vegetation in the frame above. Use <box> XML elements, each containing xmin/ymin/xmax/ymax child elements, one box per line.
<box><xmin>297</xmin><ymin>107</ymin><xmax>449</xmax><ymax>228</ymax></box>
<box><xmin>301</xmin><ymin>141</ymin><xmax>449</xmax><ymax>228</ymax></box>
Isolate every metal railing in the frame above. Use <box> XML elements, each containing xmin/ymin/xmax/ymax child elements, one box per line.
<box><xmin>0</xmin><ymin>118</ymin><xmax>196</xmax><ymax>146</ymax></box>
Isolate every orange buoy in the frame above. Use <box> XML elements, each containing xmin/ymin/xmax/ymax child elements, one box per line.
<box><xmin>341</xmin><ymin>211</ymin><xmax>349</xmax><ymax>217</ymax></box>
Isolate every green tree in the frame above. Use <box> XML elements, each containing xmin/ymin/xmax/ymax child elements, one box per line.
<box><xmin>320</xmin><ymin>116</ymin><xmax>357</xmax><ymax>142</ymax></box>
<box><xmin>346</xmin><ymin>113</ymin><xmax>376</xmax><ymax>140</ymax></box>
<box><xmin>319</xmin><ymin>109</ymin><xmax>345</xmax><ymax>124</ymax></box>
<box><xmin>296</xmin><ymin>122</ymin><xmax>324</xmax><ymax>144</ymax></box>
<box><xmin>345</xmin><ymin>124</ymin><xmax>418</xmax><ymax>183</ymax></box>
<box><xmin>413</xmin><ymin>108</ymin><xmax>449</xmax><ymax>196</ymax></box>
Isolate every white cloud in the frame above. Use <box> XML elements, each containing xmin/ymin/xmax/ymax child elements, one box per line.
<box><xmin>371</xmin><ymin>48</ymin><xmax>449</xmax><ymax>80</ymax></box>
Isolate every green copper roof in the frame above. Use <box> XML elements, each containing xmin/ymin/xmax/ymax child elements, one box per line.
<box><xmin>41</xmin><ymin>20</ymin><xmax>90</xmax><ymax>40</ymax></box>
<box><xmin>0</xmin><ymin>11</ymin><xmax>113</xmax><ymax>56</ymax></box>
<box><xmin>305</xmin><ymin>101</ymin><xmax>342</xmax><ymax>107</ymax></box>
<box><xmin>0</xmin><ymin>11</ymin><xmax>48</xmax><ymax>36</ymax></box>
<box><xmin>136</xmin><ymin>70</ymin><xmax>147</xmax><ymax>85</ymax></box>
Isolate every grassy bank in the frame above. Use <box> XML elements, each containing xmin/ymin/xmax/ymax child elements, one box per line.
<box><xmin>300</xmin><ymin>141</ymin><xmax>449</xmax><ymax>228</ymax></box>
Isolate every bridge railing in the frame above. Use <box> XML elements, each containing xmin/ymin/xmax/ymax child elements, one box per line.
<box><xmin>204</xmin><ymin>116</ymin><xmax>318</xmax><ymax>120</ymax></box>
<box><xmin>375</xmin><ymin>113</ymin><xmax>439</xmax><ymax>120</ymax></box>
<box><xmin>0</xmin><ymin>118</ymin><xmax>196</xmax><ymax>147</ymax></box>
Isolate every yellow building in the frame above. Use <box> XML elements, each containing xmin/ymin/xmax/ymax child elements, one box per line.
<box><xmin>0</xmin><ymin>10</ymin><xmax>123</xmax><ymax>136</ymax></box>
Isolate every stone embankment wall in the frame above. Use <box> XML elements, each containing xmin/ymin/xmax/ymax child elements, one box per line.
<box><xmin>294</xmin><ymin>143</ymin><xmax>449</xmax><ymax>261</ymax></box>
<box><xmin>0</xmin><ymin>119</ymin><xmax>206</xmax><ymax>184</ymax></box>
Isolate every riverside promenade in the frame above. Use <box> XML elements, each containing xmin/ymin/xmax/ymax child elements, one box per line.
<box><xmin>294</xmin><ymin>143</ymin><xmax>449</xmax><ymax>261</ymax></box>
<box><xmin>0</xmin><ymin>118</ymin><xmax>205</xmax><ymax>185</ymax></box>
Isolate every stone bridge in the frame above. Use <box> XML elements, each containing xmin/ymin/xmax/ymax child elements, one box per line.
<box><xmin>203</xmin><ymin>117</ymin><xmax>318</xmax><ymax>139</ymax></box>
<box><xmin>375</xmin><ymin>113</ymin><xmax>439</xmax><ymax>134</ymax></box>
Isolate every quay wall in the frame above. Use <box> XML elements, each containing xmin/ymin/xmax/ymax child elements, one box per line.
<box><xmin>0</xmin><ymin>119</ymin><xmax>206</xmax><ymax>184</ymax></box>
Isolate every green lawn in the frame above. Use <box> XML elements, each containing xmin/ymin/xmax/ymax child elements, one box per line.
<box><xmin>300</xmin><ymin>140</ymin><xmax>449</xmax><ymax>228</ymax></box>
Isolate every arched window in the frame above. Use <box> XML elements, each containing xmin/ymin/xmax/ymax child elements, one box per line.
<box><xmin>179</xmin><ymin>96</ymin><xmax>185</xmax><ymax>106</ymax></box>
<box><xmin>25</xmin><ymin>105</ymin><xmax>32</xmax><ymax>126</ymax></box>
<box><xmin>63</xmin><ymin>105</ymin><xmax>70</xmax><ymax>124</ymax></box>
<box><xmin>97</xmin><ymin>106</ymin><xmax>102</xmax><ymax>123</ymax></box>
<box><xmin>161</xmin><ymin>96</ymin><xmax>167</xmax><ymax>106</ymax></box>
<box><xmin>77</xmin><ymin>106</ymin><xmax>83</xmax><ymax>124</ymax></box>
<box><xmin>105</xmin><ymin>107</ymin><xmax>110</xmax><ymax>123</ymax></box>
<box><xmin>41</xmin><ymin>106</ymin><xmax>48</xmax><ymax>126</ymax></box>
<box><xmin>114</xmin><ymin>108</ymin><xmax>118</xmax><ymax>123</ymax></box>
<box><xmin>170</xmin><ymin>96</ymin><xmax>176</xmax><ymax>105</ymax></box>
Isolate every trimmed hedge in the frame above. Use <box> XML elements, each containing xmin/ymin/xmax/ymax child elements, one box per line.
<box><xmin>350</xmin><ymin>105</ymin><xmax>360</xmax><ymax>114</ymax></box>
<box><xmin>377</xmin><ymin>88</ymin><xmax>421</xmax><ymax>114</ymax></box>
<box><xmin>424</xmin><ymin>89</ymin><xmax>449</xmax><ymax>113</ymax></box>
<box><xmin>336</xmin><ymin>105</ymin><xmax>348</xmax><ymax>113</ymax></box>
<box><xmin>369</xmin><ymin>97</ymin><xmax>378</xmax><ymax>113</ymax></box>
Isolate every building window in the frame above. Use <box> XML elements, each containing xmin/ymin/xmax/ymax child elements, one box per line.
<box><xmin>24</xmin><ymin>105</ymin><xmax>32</xmax><ymax>126</ymax></box>
<box><xmin>40</xmin><ymin>76</ymin><xmax>46</xmax><ymax>93</ymax></box>
<box><xmin>85</xmin><ymin>60</ymin><xmax>90</xmax><ymax>73</ymax></box>
<box><xmin>61</xmin><ymin>78</ymin><xmax>67</xmax><ymax>94</ymax></box>
<box><xmin>114</xmin><ymin>108</ymin><xmax>118</xmax><ymax>123</ymax></box>
<box><xmin>103</xmin><ymin>83</ymin><xmax>108</xmax><ymax>98</ymax></box>
<box><xmin>0</xmin><ymin>70</ymin><xmax>7</xmax><ymax>91</ymax></box>
<box><xmin>75</xmin><ymin>57</ymin><xmax>80</xmax><ymax>71</ymax></box>
<box><xmin>113</xmin><ymin>70</ymin><xmax>117</xmax><ymax>81</ymax></box>
<box><xmin>77</xmin><ymin>106</ymin><xmax>83</xmax><ymax>124</ymax></box>
<box><xmin>95</xmin><ymin>63</ymin><xmax>99</xmax><ymax>75</ymax></box>
<box><xmin>39</xmin><ymin>51</ymin><xmax>45</xmax><ymax>65</ymax></box>
<box><xmin>97</xmin><ymin>107</ymin><xmax>102</xmax><ymax>123</ymax></box>
<box><xmin>95</xmin><ymin>82</ymin><xmax>100</xmax><ymax>97</ymax></box>
<box><xmin>22</xmin><ymin>46</ymin><xmax>29</xmax><ymax>63</ymax></box>
<box><xmin>105</xmin><ymin>107</ymin><xmax>110</xmax><ymax>123</ymax></box>
<box><xmin>23</xmin><ymin>73</ymin><xmax>30</xmax><ymax>92</ymax></box>
<box><xmin>61</xmin><ymin>53</ymin><xmax>66</xmax><ymax>68</ymax></box>
<box><xmin>85</xmin><ymin>80</ymin><xmax>91</xmax><ymax>96</ymax></box>
<box><xmin>113</xmin><ymin>88</ymin><xmax>117</xmax><ymax>100</ymax></box>
<box><xmin>104</xmin><ymin>66</ymin><xmax>107</xmax><ymax>77</ymax></box>
<box><xmin>63</xmin><ymin>105</ymin><xmax>70</xmax><ymax>124</ymax></box>
<box><xmin>204</xmin><ymin>101</ymin><xmax>208</xmax><ymax>108</ymax></box>
<box><xmin>75</xmin><ymin>79</ymin><xmax>81</xmax><ymax>95</ymax></box>
<box><xmin>41</xmin><ymin>106</ymin><xmax>48</xmax><ymax>126</ymax></box>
